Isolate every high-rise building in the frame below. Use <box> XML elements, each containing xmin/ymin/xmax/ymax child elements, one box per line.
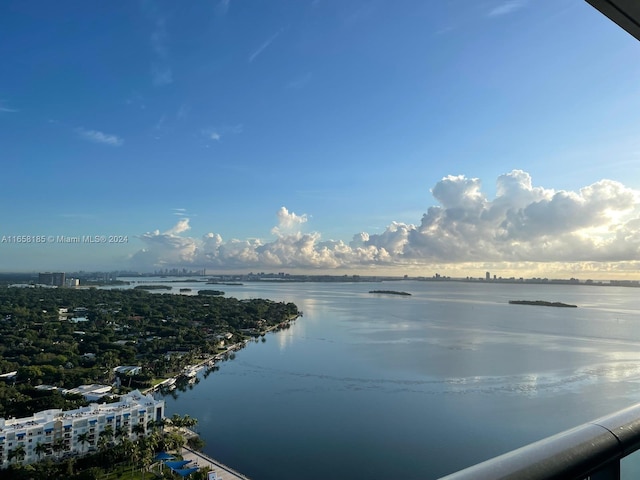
<box><xmin>485</xmin><ymin>271</ymin><xmax>490</xmax><ymax>281</ymax></box>
<box><xmin>38</xmin><ymin>272</ymin><xmax>66</xmax><ymax>287</ymax></box>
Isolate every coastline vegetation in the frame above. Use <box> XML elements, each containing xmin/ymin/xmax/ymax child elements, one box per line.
<box><xmin>0</xmin><ymin>286</ymin><xmax>299</xmax><ymax>419</ymax></box>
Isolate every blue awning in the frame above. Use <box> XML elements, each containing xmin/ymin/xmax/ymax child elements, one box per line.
<box><xmin>89</xmin><ymin>419</ymin><xmax>97</xmax><ymax>424</ymax></box>
<box><xmin>165</xmin><ymin>460</ymin><xmax>191</xmax><ymax>469</ymax></box>
<box><xmin>153</xmin><ymin>451</ymin><xmax>175</xmax><ymax>461</ymax></box>
<box><xmin>123</xmin><ymin>413</ymin><xmax>130</xmax><ymax>418</ymax></box>
<box><xmin>179</xmin><ymin>467</ymin><xmax>199</xmax><ymax>477</ymax></box>
<box><xmin>174</xmin><ymin>467</ymin><xmax>199</xmax><ymax>477</ymax></box>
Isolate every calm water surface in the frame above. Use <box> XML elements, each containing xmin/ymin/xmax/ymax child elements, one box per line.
<box><xmin>127</xmin><ymin>279</ymin><xmax>640</xmax><ymax>479</ymax></box>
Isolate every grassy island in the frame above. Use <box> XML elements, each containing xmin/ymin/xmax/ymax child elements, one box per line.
<box><xmin>509</xmin><ymin>300</ymin><xmax>577</xmax><ymax>308</ymax></box>
<box><xmin>369</xmin><ymin>290</ymin><xmax>412</xmax><ymax>296</ymax></box>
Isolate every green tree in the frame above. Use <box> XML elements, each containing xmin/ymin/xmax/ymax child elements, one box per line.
<box><xmin>8</xmin><ymin>444</ymin><xmax>26</xmax><ymax>464</ymax></box>
<box><xmin>132</xmin><ymin>422</ymin><xmax>146</xmax><ymax>439</ymax></box>
<box><xmin>100</xmin><ymin>425</ymin><xmax>114</xmax><ymax>443</ymax></box>
<box><xmin>52</xmin><ymin>438</ymin><xmax>65</xmax><ymax>460</ymax></box>
<box><xmin>182</xmin><ymin>414</ymin><xmax>197</xmax><ymax>429</ymax></box>
<box><xmin>34</xmin><ymin>441</ymin><xmax>47</xmax><ymax>461</ymax></box>
<box><xmin>147</xmin><ymin>419</ymin><xmax>157</xmax><ymax>432</ymax></box>
<box><xmin>119</xmin><ymin>437</ymin><xmax>134</xmax><ymax>466</ymax></box>
<box><xmin>77</xmin><ymin>431</ymin><xmax>90</xmax><ymax>454</ymax></box>
<box><xmin>171</xmin><ymin>413</ymin><xmax>183</xmax><ymax>428</ymax></box>
<box><xmin>115</xmin><ymin>425</ymin><xmax>128</xmax><ymax>444</ymax></box>
<box><xmin>164</xmin><ymin>431</ymin><xmax>185</xmax><ymax>452</ymax></box>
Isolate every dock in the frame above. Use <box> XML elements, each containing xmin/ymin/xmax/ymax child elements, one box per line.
<box><xmin>181</xmin><ymin>446</ymin><xmax>251</xmax><ymax>480</ymax></box>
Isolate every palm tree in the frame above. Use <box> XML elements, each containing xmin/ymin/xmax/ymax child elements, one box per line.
<box><xmin>115</xmin><ymin>425</ymin><xmax>128</xmax><ymax>444</ymax></box>
<box><xmin>100</xmin><ymin>425</ymin><xmax>114</xmax><ymax>444</ymax></box>
<box><xmin>119</xmin><ymin>438</ymin><xmax>134</xmax><ymax>465</ymax></box>
<box><xmin>146</xmin><ymin>430</ymin><xmax>161</xmax><ymax>456</ymax></box>
<box><xmin>170</xmin><ymin>414</ymin><xmax>183</xmax><ymax>428</ymax></box>
<box><xmin>164</xmin><ymin>431</ymin><xmax>185</xmax><ymax>452</ymax></box>
<box><xmin>34</xmin><ymin>442</ymin><xmax>47</xmax><ymax>461</ymax></box>
<box><xmin>132</xmin><ymin>422</ymin><xmax>146</xmax><ymax>439</ymax></box>
<box><xmin>52</xmin><ymin>439</ymin><xmax>65</xmax><ymax>461</ymax></box>
<box><xmin>8</xmin><ymin>444</ymin><xmax>26</xmax><ymax>464</ymax></box>
<box><xmin>157</xmin><ymin>417</ymin><xmax>168</xmax><ymax>432</ymax></box>
<box><xmin>130</xmin><ymin>441</ymin><xmax>141</xmax><ymax>478</ymax></box>
<box><xmin>97</xmin><ymin>434</ymin><xmax>110</xmax><ymax>459</ymax></box>
<box><xmin>136</xmin><ymin>433</ymin><xmax>158</xmax><ymax>480</ymax></box>
<box><xmin>77</xmin><ymin>432</ymin><xmax>90</xmax><ymax>455</ymax></box>
<box><xmin>146</xmin><ymin>419</ymin><xmax>157</xmax><ymax>432</ymax></box>
<box><xmin>139</xmin><ymin>446</ymin><xmax>154</xmax><ymax>480</ymax></box>
<box><xmin>181</xmin><ymin>414</ymin><xmax>197</xmax><ymax>429</ymax></box>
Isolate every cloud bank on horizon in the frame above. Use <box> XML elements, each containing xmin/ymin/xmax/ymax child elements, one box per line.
<box><xmin>131</xmin><ymin>170</ymin><xmax>640</xmax><ymax>273</ymax></box>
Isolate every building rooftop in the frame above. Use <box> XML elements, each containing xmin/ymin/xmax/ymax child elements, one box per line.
<box><xmin>0</xmin><ymin>389</ymin><xmax>161</xmax><ymax>432</ymax></box>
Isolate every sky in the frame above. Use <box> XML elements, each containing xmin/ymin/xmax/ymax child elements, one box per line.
<box><xmin>2</xmin><ymin>0</ymin><xmax>640</xmax><ymax>278</ymax></box>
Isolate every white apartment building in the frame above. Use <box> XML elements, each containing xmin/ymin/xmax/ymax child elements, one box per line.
<box><xmin>0</xmin><ymin>390</ymin><xmax>164</xmax><ymax>468</ymax></box>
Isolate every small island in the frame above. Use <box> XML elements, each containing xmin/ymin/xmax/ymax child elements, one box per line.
<box><xmin>369</xmin><ymin>290</ymin><xmax>411</xmax><ymax>296</ymax></box>
<box><xmin>134</xmin><ymin>284</ymin><xmax>172</xmax><ymax>290</ymax></box>
<box><xmin>509</xmin><ymin>300</ymin><xmax>577</xmax><ymax>308</ymax></box>
<box><xmin>197</xmin><ymin>289</ymin><xmax>225</xmax><ymax>296</ymax></box>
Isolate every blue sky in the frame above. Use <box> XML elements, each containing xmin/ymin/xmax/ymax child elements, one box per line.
<box><xmin>2</xmin><ymin>0</ymin><xmax>640</xmax><ymax>277</ymax></box>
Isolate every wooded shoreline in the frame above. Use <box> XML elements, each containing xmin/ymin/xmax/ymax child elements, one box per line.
<box><xmin>0</xmin><ymin>286</ymin><xmax>300</xmax><ymax>419</ymax></box>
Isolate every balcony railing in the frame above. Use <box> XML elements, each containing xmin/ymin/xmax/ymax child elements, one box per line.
<box><xmin>439</xmin><ymin>403</ymin><xmax>640</xmax><ymax>480</ymax></box>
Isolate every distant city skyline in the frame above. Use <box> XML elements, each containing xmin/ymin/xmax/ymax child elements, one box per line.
<box><xmin>6</xmin><ymin>269</ymin><xmax>640</xmax><ymax>286</ymax></box>
<box><xmin>2</xmin><ymin>1</ymin><xmax>640</xmax><ymax>278</ymax></box>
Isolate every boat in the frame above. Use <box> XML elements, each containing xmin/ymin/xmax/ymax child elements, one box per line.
<box><xmin>182</xmin><ymin>367</ymin><xmax>198</xmax><ymax>378</ymax></box>
<box><xmin>161</xmin><ymin>378</ymin><xmax>177</xmax><ymax>391</ymax></box>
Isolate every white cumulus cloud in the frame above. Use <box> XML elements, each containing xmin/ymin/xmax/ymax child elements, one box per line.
<box><xmin>271</xmin><ymin>207</ymin><xmax>308</xmax><ymax>236</ymax></box>
<box><xmin>165</xmin><ymin>218</ymin><xmax>191</xmax><ymax>235</ymax></box>
<box><xmin>129</xmin><ymin>171</ymin><xmax>640</xmax><ymax>273</ymax></box>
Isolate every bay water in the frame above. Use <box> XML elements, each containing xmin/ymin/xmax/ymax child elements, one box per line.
<box><xmin>132</xmin><ymin>279</ymin><xmax>640</xmax><ymax>479</ymax></box>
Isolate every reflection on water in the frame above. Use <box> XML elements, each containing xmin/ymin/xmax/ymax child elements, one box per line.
<box><xmin>139</xmin><ymin>280</ymin><xmax>640</xmax><ymax>479</ymax></box>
